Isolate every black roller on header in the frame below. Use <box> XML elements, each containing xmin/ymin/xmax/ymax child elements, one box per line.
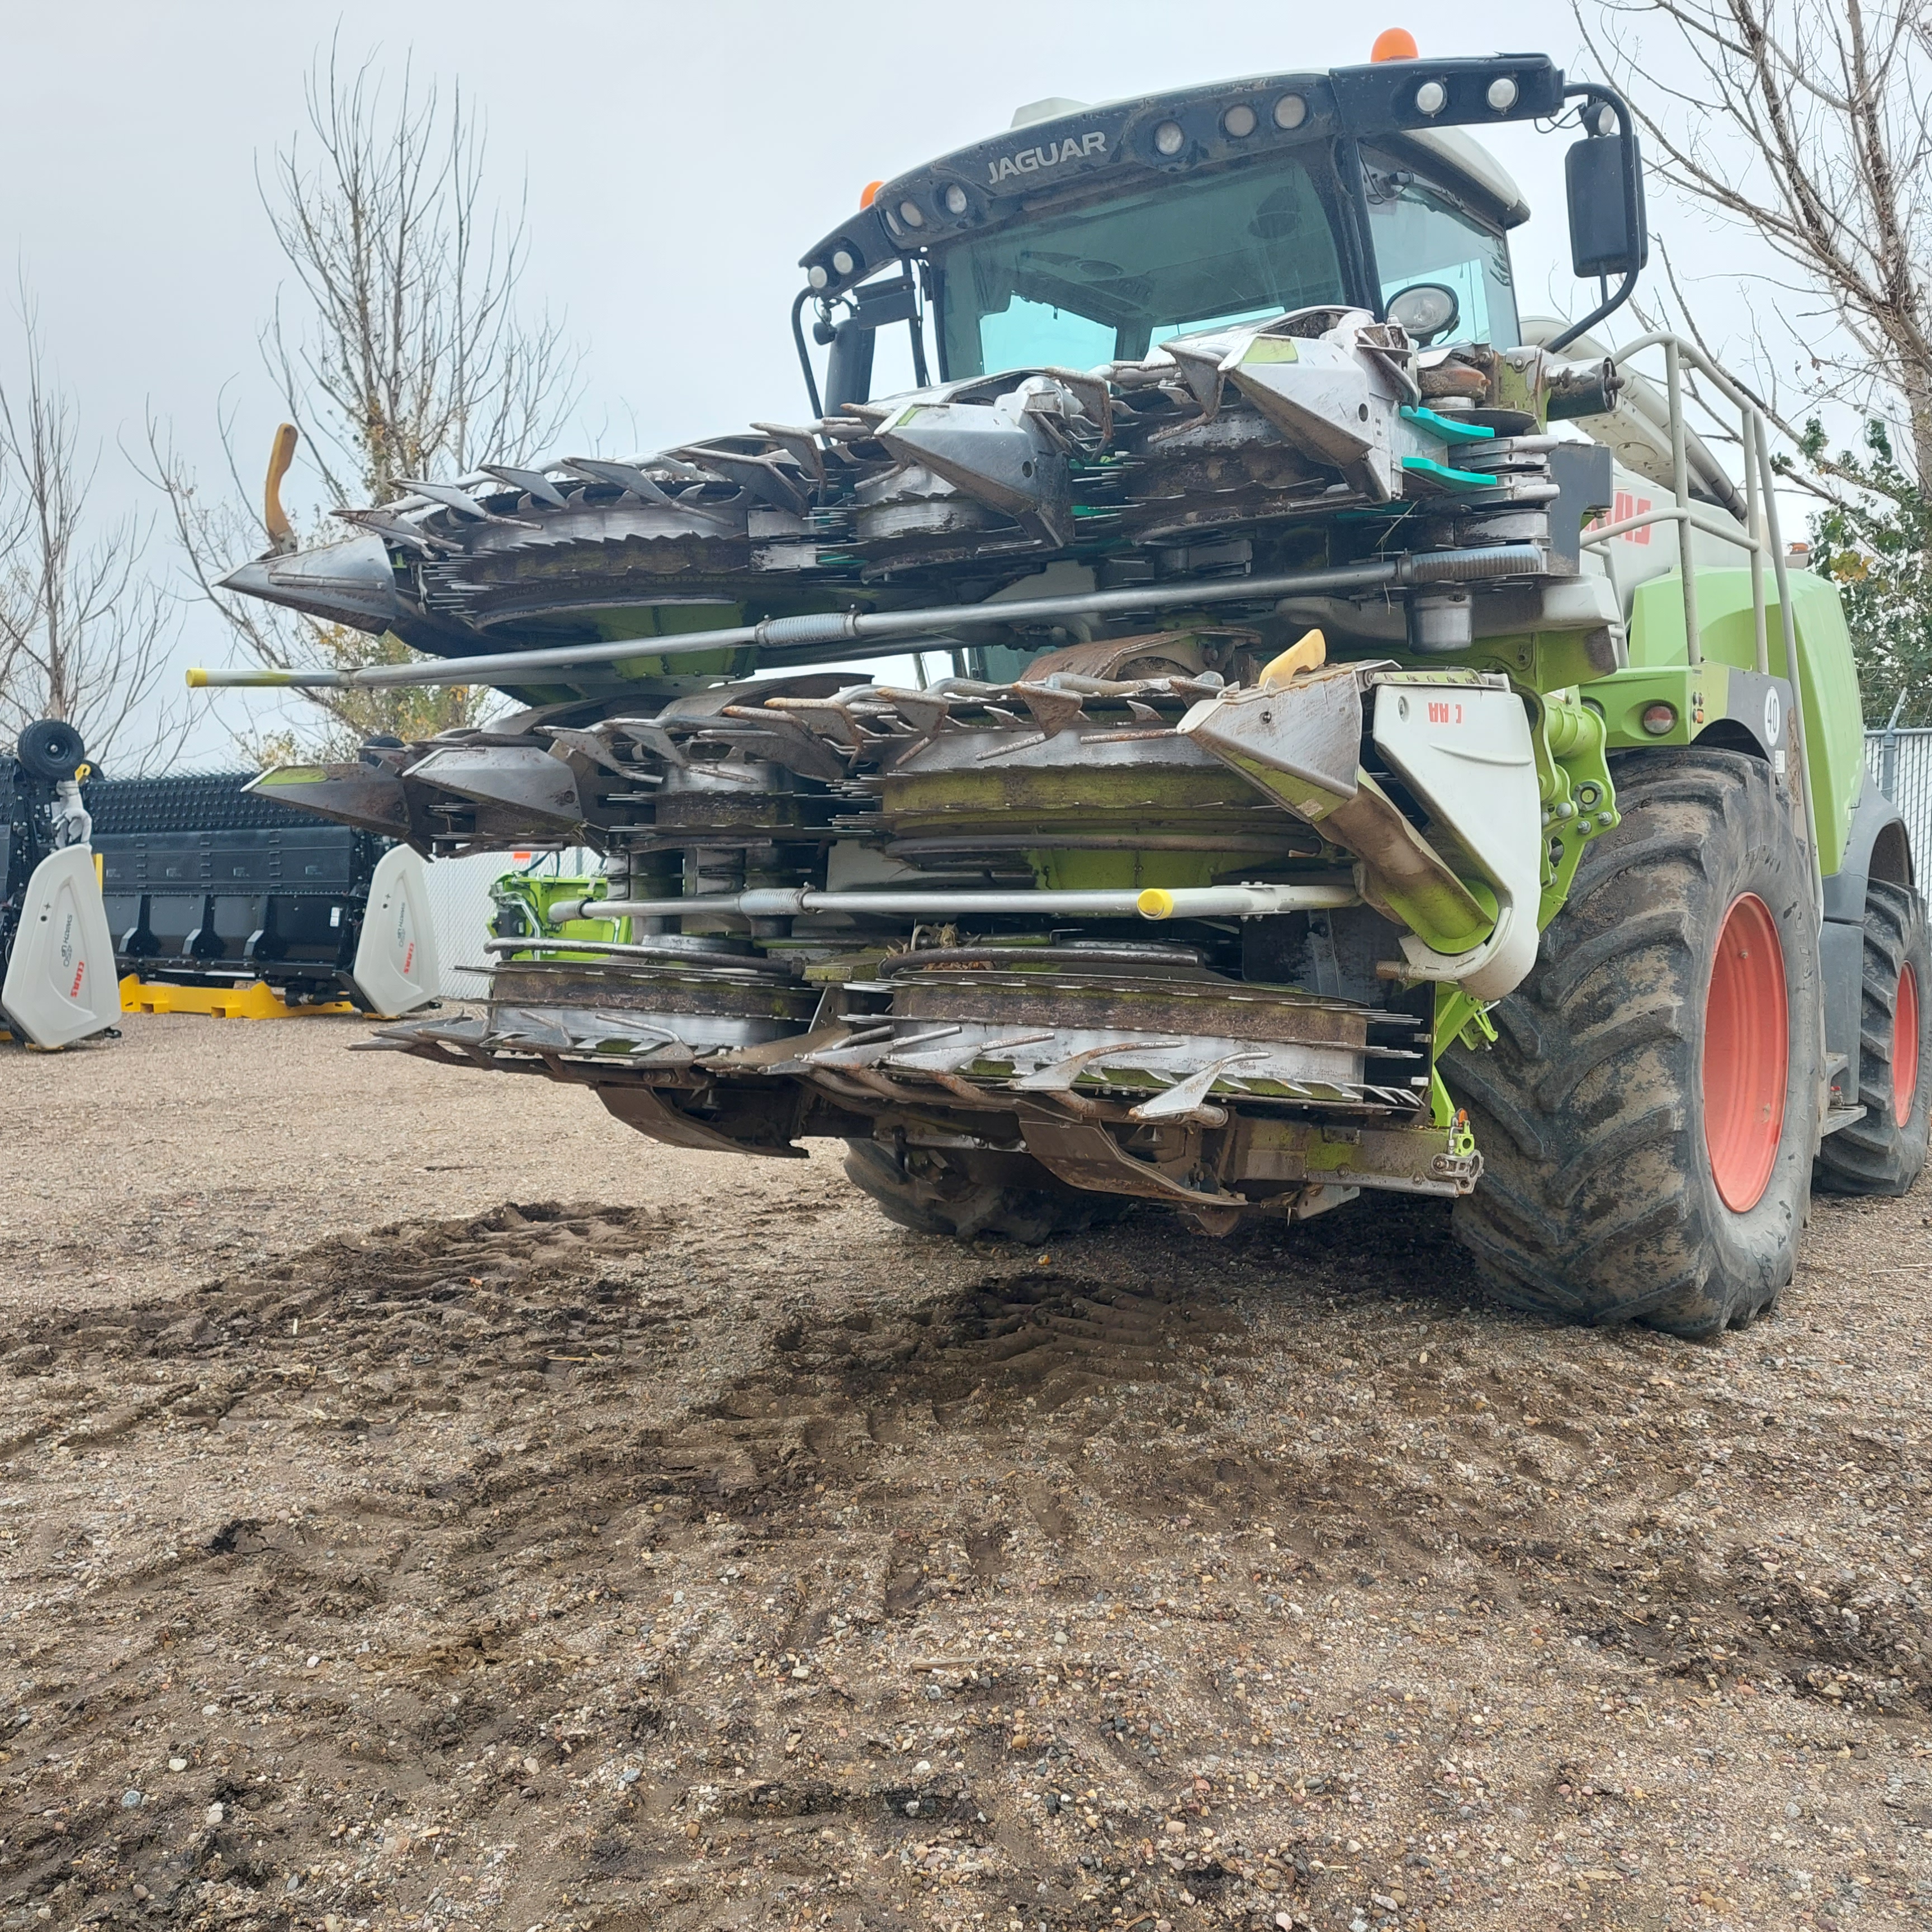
<box><xmin>80</xmin><ymin>770</ymin><xmax>394</xmax><ymax>1008</ymax></box>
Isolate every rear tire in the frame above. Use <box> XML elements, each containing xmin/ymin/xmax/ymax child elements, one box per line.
<box><xmin>1444</xmin><ymin>748</ymin><xmax>1821</xmax><ymax>1336</ymax></box>
<box><xmin>841</xmin><ymin>1139</ymin><xmax>1120</xmax><ymax>1243</ymax></box>
<box><xmin>1814</xmin><ymin>878</ymin><xmax>1932</xmax><ymax>1195</ymax></box>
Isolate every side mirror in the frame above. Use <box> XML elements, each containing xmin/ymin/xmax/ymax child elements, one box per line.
<box><xmin>1565</xmin><ymin>103</ymin><xmax>1648</xmax><ymax>280</ymax></box>
<box><xmin>823</xmin><ymin>315</ymin><xmax>878</xmax><ymax>411</ymax></box>
<box><xmin>820</xmin><ymin>272</ymin><xmax>926</xmax><ymax>410</ymax></box>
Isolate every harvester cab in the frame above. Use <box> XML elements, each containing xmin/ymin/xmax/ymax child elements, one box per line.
<box><xmin>1</xmin><ymin>721</ymin><xmax>120</xmax><ymax>1050</ymax></box>
<box><xmin>198</xmin><ymin>41</ymin><xmax>1927</xmax><ymax>1336</ymax></box>
<box><xmin>793</xmin><ymin>49</ymin><xmax>1641</xmax><ymax>409</ymax></box>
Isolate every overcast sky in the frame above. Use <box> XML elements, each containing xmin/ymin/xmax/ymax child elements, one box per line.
<box><xmin>0</xmin><ymin>2</ymin><xmax>1781</xmax><ymax>762</ymax></box>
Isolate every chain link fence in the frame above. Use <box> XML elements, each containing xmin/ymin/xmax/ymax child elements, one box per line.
<box><xmin>1865</xmin><ymin>724</ymin><xmax>1932</xmax><ymax>866</ymax></box>
<box><xmin>422</xmin><ymin>846</ymin><xmax>599</xmax><ymax>998</ymax></box>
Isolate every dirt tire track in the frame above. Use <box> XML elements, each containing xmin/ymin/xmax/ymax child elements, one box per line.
<box><xmin>3</xmin><ymin>1023</ymin><xmax>1930</xmax><ymax>1929</ymax></box>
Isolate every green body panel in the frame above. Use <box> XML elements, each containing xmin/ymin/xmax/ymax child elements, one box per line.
<box><xmin>1527</xmin><ymin>691</ymin><xmax>1619</xmax><ymax>925</ymax></box>
<box><xmin>1030</xmin><ymin>848</ymin><xmax>1225</xmax><ymax>891</ymax></box>
<box><xmin>1593</xmin><ymin>567</ymin><xmax>1863</xmax><ymax>875</ymax></box>
<box><xmin>886</xmin><ymin>755</ymin><xmax>1313</xmax><ymax>898</ymax></box>
<box><xmin>1583</xmin><ymin>660</ymin><xmax>1722</xmax><ymax>749</ymax></box>
<box><xmin>1458</xmin><ymin>626</ymin><xmax>1611</xmax><ymax>696</ymax></box>
<box><xmin>490</xmin><ymin>873</ymin><xmax>622</xmax><ymax>956</ymax></box>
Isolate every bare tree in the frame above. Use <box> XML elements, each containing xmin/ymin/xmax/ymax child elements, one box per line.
<box><xmin>1581</xmin><ymin>3</ymin><xmax>1931</xmax><ymax>471</ymax></box>
<box><xmin>0</xmin><ymin>303</ymin><xmax>184</xmax><ymax>774</ymax></box>
<box><xmin>1581</xmin><ymin>2</ymin><xmax>1932</xmax><ymax>716</ymax></box>
<box><xmin>150</xmin><ymin>37</ymin><xmax>580</xmax><ymax>759</ymax></box>
<box><xmin>261</xmin><ymin>40</ymin><xmax>579</xmax><ymax>507</ymax></box>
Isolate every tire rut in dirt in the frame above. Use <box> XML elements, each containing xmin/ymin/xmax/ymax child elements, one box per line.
<box><xmin>5</xmin><ymin>1186</ymin><xmax>1928</xmax><ymax>1927</ymax></box>
<box><xmin>655</xmin><ymin>1270</ymin><xmax>1248</xmax><ymax>1530</ymax></box>
<box><xmin>1444</xmin><ymin>748</ymin><xmax>1821</xmax><ymax>1336</ymax></box>
<box><xmin>1815</xmin><ymin>875</ymin><xmax>1932</xmax><ymax>1196</ymax></box>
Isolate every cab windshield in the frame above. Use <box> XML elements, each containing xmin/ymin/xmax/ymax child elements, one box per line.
<box><xmin>934</xmin><ymin>154</ymin><xmax>1346</xmax><ymax>378</ymax></box>
<box><xmin>928</xmin><ymin>145</ymin><xmax>1521</xmax><ymax>380</ymax></box>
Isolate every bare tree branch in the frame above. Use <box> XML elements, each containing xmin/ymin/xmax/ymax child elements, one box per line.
<box><xmin>1583</xmin><ymin>1</ymin><xmax>1932</xmax><ymax>496</ymax></box>
<box><xmin>0</xmin><ymin>294</ymin><xmax>187</xmax><ymax>775</ymax></box>
<box><xmin>149</xmin><ymin>35</ymin><xmax>582</xmax><ymax>759</ymax></box>
<box><xmin>1580</xmin><ymin>4</ymin><xmax>1932</xmax><ymax>718</ymax></box>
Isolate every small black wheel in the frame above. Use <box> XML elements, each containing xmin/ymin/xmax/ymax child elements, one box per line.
<box><xmin>15</xmin><ymin>718</ymin><xmax>86</xmax><ymax>782</ymax></box>
<box><xmin>1445</xmin><ymin>747</ymin><xmax>1822</xmax><ymax>1336</ymax></box>
<box><xmin>1815</xmin><ymin>878</ymin><xmax>1932</xmax><ymax>1195</ymax></box>
<box><xmin>841</xmin><ymin>1139</ymin><xmax>1120</xmax><ymax>1243</ymax></box>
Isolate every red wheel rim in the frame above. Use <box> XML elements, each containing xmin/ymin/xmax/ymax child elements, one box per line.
<box><xmin>1702</xmin><ymin>893</ymin><xmax>1788</xmax><ymax>1213</ymax></box>
<box><xmin>1893</xmin><ymin>962</ymin><xmax>1920</xmax><ymax>1125</ymax></box>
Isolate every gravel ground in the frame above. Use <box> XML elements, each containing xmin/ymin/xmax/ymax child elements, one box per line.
<box><xmin>2</xmin><ymin>1013</ymin><xmax>1929</xmax><ymax>1932</ymax></box>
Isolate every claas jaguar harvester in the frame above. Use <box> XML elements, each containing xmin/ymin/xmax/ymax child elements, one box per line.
<box><xmin>195</xmin><ymin>37</ymin><xmax>1930</xmax><ymax>1336</ymax></box>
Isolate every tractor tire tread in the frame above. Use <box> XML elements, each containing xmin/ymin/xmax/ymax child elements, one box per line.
<box><xmin>1445</xmin><ymin>747</ymin><xmax>1819</xmax><ymax>1336</ymax></box>
<box><xmin>1815</xmin><ymin>877</ymin><xmax>1932</xmax><ymax>1195</ymax></box>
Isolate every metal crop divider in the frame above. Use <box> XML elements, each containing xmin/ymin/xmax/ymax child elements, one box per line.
<box><xmin>1578</xmin><ymin>330</ymin><xmax>1822</xmax><ymax>915</ymax></box>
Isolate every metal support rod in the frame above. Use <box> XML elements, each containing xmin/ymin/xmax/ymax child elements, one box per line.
<box><xmin>1744</xmin><ymin>409</ymin><xmax>1769</xmax><ymax>676</ymax></box>
<box><xmin>789</xmin><ymin>287</ymin><xmax>824</xmax><ymax>422</ymax></box>
<box><xmin>1600</xmin><ymin>329</ymin><xmax>1820</xmax><ymax>915</ymax></box>
<box><xmin>550</xmin><ymin>882</ymin><xmax>1361</xmax><ymax>924</ymax></box>
<box><xmin>1612</xmin><ymin>329</ymin><xmax>1771</xmax><ymax>423</ymax></box>
<box><xmin>1665</xmin><ymin>339</ymin><xmax>1701</xmax><ymax>667</ymax></box>
<box><xmin>1881</xmin><ymin>691</ymin><xmax>1906</xmax><ymax>799</ymax></box>
<box><xmin>1579</xmin><ymin>502</ymin><xmax>1764</xmax><ymax>552</ymax></box>
<box><xmin>1753</xmin><ymin>426</ymin><xmax>1823</xmax><ymax>921</ymax></box>
<box><xmin>186</xmin><ymin>544</ymin><xmax>1547</xmax><ymax>692</ymax></box>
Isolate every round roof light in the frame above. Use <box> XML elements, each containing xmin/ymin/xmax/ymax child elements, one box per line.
<box><xmin>1372</xmin><ymin>27</ymin><xmax>1420</xmax><ymax>61</ymax></box>
<box><xmin>859</xmin><ymin>179</ymin><xmax>884</xmax><ymax>209</ymax></box>
<box><xmin>831</xmin><ymin>247</ymin><xmax>856</xmax><ymax>276</ymax></box>
<box><xmin>1414</xmin><ymin>79</ymin><xmax>1448</xmax><ymax>116</ymax></box>
<box><xmin>1153</xmin><ymin>119</ymin><xmax>1186</xmax><ymax>157</ymax></box>
<box><xmin>1222</xmin><ymin>103</ymin><xmax>1257</xmax><ymax>138</ymax></box>
<box><xmin>1273</xmin><ymin>92</ymin><xmax>1308</xmax><ymax>130</ymax></box>
<box><xmin>1486</xmin><ymin>75</ymin><xmax>1519</xmax><ymax>112</ymax></box>
<box><xmin>898</xmin><ymin>199</ymin><xmax>925</xmax><ymax>228</ymax></box>
<box><xmin>808</xmin><ymin>264</ymin><xmax>830</xmax><ymax>290</ymax></box>
<box><xmin>943</xmin><ymin>183</ymin><xmax>968</xmax><ymax>215</ymax></box>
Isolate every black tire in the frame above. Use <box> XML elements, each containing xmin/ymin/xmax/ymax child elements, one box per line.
<box><xmin>1814</xmin><ymin>878</ymin><xmax>1932</xmax><ymax>1195</ymax></box>
<box><xmin>1444</xmin><ymin>747</ymin><xmax>1822</xmax><ymax>1337</ymax></box>
<box><xmin>841</xmin><ymin>1139</ymin><xmax>1121</xmax><ymax>1244</ymax></box>
<box><xmin>15</xmin><ymin>718</ymin><xmax>86</xmax><ymax>782</ymax></box>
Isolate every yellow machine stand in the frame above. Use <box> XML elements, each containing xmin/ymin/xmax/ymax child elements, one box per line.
<box><xmin>117</xmin><ymin>975</ymin><xmax>358</xmax><ymax>1021</ymax></box>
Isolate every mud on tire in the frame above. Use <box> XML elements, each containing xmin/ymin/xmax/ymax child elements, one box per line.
<box><xmin>1815</xmin><ymin>877</ymin><xmax>1932</xmax><ymax>1196</ymax></box>
<box><xmin>841</xmin><ymin>1139</ymin><xmax>1122</xmax><ymax>1243</ymax></box>
<box><xmin>1443</xmin><ymin>747</ymin><xmax>1821</xmax><ymax>1337</ymax></box>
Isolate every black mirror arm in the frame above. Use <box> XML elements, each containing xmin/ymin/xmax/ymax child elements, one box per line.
<box><xmin>1547</xmin><ymin>271</ymin><xmax>1636</xmax><ymax>356</ymax></box>
<box><xmin>907</xmin><ymin>304</ymin><xmax>931</xmax><ymax>390</ymax></box>
<box><xmin>1548</xmin><ymin>83</ymin><xmax>1643</xmax><ymax>354</ymax></box>
<box><xmin>791</xmin><ymin>286</ymin><xmax>825</xmax><ymax>422</ymax></box>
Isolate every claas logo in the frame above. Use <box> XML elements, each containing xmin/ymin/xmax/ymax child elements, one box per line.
<box><xmin>1587</xmin><ymin>490</ymin><xmax>1654</xmax><ymax>546</ymax></box>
